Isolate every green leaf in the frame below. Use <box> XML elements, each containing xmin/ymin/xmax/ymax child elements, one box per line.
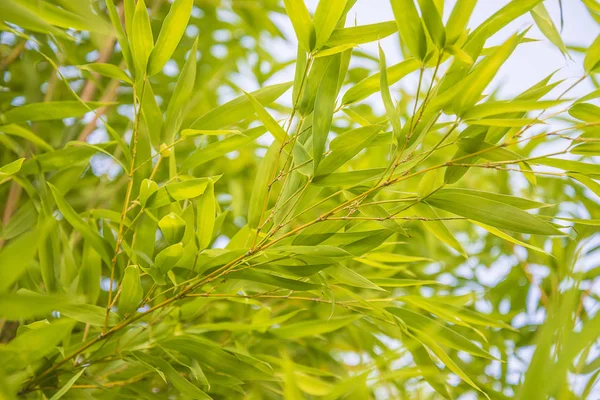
<box><xmin>148</xmin><ymin>0</ymin><xmax>193</xmax><ymax>76</ymax></box>
<box><xmin>313</xmin><ymin>0</ymin><xmax>348</xmax><ymax>49</ymax></box>
<box><xmin>426</xmin><ymin>190</ymin><xmax>563</xmax><ymax>235</ymax></box>
<box><xmin>326</xmin><ymin>21</ymin><xmax>398</xmax><ymax>46</ymax></box>
<box><xmin>130</xmin><ymin>0</ymin><xmax>154</xmax><ymax>77</ymax></box>
<box><xmin>446</xmin><ymin>0</ymin><xmax>477</xmax><ymax>45</ymax></box>
<box><xmin>465</xmin><ymin>118</ymin><xmax>542</xmax><ymax>127</ymax></box>
<box><xmin>106</xmin><ymin>0</ymin><xmax>134</xmax><ymax>72</ymax></box>
<box><xmin>283</xmin><ymin>0</ymin><xmax>314</xmax><ymax>51</ymax></box>
<box><xmin>272</xmin><ymin>315</ymin><xmax>361</xmax><ymax>339</ymax></box>
<box><xmin>245</xmin><ymin>91</ymin><xmax>287</xmax><ymax>143</ymax></box>
<box><xmin>181</xmin><ymin>129</ymin><xmax>242</xmax><ymax>137</ymax></box>
<box><xmin>0</xmin><ymin>124</ymin><xmax>53</xmax><ymax>152</ymax></box>
<box><xmin>461</xmin><ymin>99</ymin><xmax>564</xmax><ymax>119</ymax></box>
<box><xmin>78</xmin><ymin>63</ymin><xmax>132</xmax><ymax>84</ymax></box>
<box><xmin>181</xmin><ymin>127</ymin><xmax>265</xmax><ymax>170</ymax></box>
<box><xmin>58</xmin><ymin>304</ymin><xmax>120</xmax><ymax>327</ymax></box>
<box><xmin>49</xmin><ymin>369</ymin><xmax>86</xmax><ymax>400</ymax></box>
<box><xmin>1</xmin><ymin>319</ymin><xmax>75</xmax><ymax>367</ymax></box>
<box><xmin>378</xmin><ymin>46</ymin><xmax>403</xmax><ymax>148</ymax></box>
<box><xmin>0</xmin><ymin>101</ymin><xmax>109</xmax><ymax>124</ymax></box>
<box><xmin>452</xmin><ymin>33</ymin><xmax>520</xmax><ymax>113</ymax></box>
<box><xmin>413</xmin><ymin>203</ymin><xmax>467</xmax><ymax>257</ymax></box>
<box><xmin>164</xmin><ymin>38</ymin><xmax>198</xmax><ymax>141</ymax></box>
<box><xmin>584</xmin><ymin>35</ymin><xmax>600</xmax><ymax>73</ymax></box>
<box><xmin>342</xmin><ymin>58</ymin><xmax>420</xmax><ymax>105</ymax></box>
<box><xmin>0</xmin><ymin>158</ymin><xmax>24</xmax><ymax>184</ymax></box>
<box><xmin>0</xmin><ymin>230</ymin><xmax>39</xmax><ymax>293</ymax></box>
<box><xmin>531</xmin><ymin>3</ymin><xmax>568</xmax><ymax>56</ymax></box>
<box><xmin>314</xmin><ymin>43</ymin><xmax>357</xmax><ymax>58</ymax></box>
<box><xmin>472</xmin><ymin>221</ymin><xmax>548</xmax><ymax>255</ymax></box>
<box><xmin>248</xmin><ymin>142</ymin><xmax>278</xmax><ymax>229</ymax></box>
<box><xmin>313</xmin><ymin>56</ymin><xmax>341</xmax><ymax>171</ymax></box>
<box><xmin>155</xmin><ymin>243</ymin><xmax>184</xmax><ymax>274</ymax></box>
<box><xmin>165</xmin><ymin>177</ymin><xmax>211</xmax><ymax>200</ymax></box>
<box><xmin>134</xmin><ymin>353</ymin><xmax>212</xmax><ymax>399</ymax></box>
<box><xmin>118</xmin><ymin>265</ymin><xmax>144</xmax><ymax>315</ymax></box>
<box><xmin>159</xmin><ymin>212</ymin><xmax>186</xmax><ymax>244</ymax></box>
<box><xmin>536</xmin><ymin>157</ymin><xmax>600</xmax><ymax>178</ymax></box>
<box><xmin>569</xmin><ymin>103</ymin><xmax>600</xmax><ymax>122</ymax></box>
<box><xmin>327</xmin><ymin>265</ymin><xmax>385</xmax><ymax>291</ymax></box>
<box><xmin>387</xmin><ymin>307</ymin><xmax>493</xmax><ymax>359</ymax></box>
<box><xmin>420</xmin><ymin>0</ymin><xmax>445</xmax><ymax>48</ymax></box>
<box><xmin>390</xmin><ymin>0</ymin><xmax>427</xmax><ymax>60</ymax></box>
<box><xmin>316</xmin><ymin>125</ymin><xmax>382</xmax><ymax>176</ymax></box>
<box><xmin>197</xmin><ymin>180</ymin><xmax>216</xmax><ymax>250</ymax></box>
<box><xmin>48</xmin><ymin>183</ymin><xmax>112</xmax><ymax>264</ymax></box>
<box><xmin>189</xmin><ymin>82</ymin><xmax>292</xmax><ymax>130</ymax></box>
<box><xmin>0</xmin><ymin>293</ymin><xmax>70</xmax><ymax>320</ymax></box>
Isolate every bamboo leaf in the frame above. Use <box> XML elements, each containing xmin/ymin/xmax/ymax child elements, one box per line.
<box><xmin>326</xmin><ymin>21</ymin><xmax>398</xmax><ymax>46</ymax></box>
<box><xmin>78</xmin><ymin>63</ymin><xmax>132</xmax><ymax>84</ymax></box>
<box><xmin>0</xmin><ymin>101</ymin><xmax>109</xmax><ymax>124</ymax></box>
<box><xmin>148</xmin><ymin>0</ymin><xmax>193</xmax><ymax>76</ymax></box>
<box><xmin>426</xmin><ymin>190</ymin><xmax>563</xmax><ymax>235</ymax></box>
<box><xmin>48</xmin><ymin>183</ymin><xmax>112</xmax><ymax>264</ymax></box>
<box><xmin>390</xmin><ymin>0</ymin><xmax>427</xmax><ymax>60</ymax></box>
<box><xmin>283</xmin><ymin>0</ymin><xmax>315</xmax><ymax>51</ymax></box>
<box><xmin>312</xmin><ymin>55</ymin><xmax>341</xmax><ymax>171</ymax></box>
<box><xmin>313</xmin><ymin>0</ymin><xmax>348</xmax><ymax>49</ymax></box>
<box><xmin>272</xmin><ymin>315</ymin><xmax>361</xmax><ymax>339</ymax></box>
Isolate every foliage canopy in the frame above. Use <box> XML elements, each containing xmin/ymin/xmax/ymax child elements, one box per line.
<box><xmin>0</xmin><ymin>0</ymin><xmax>600</xmax><ymax>399</ymax></box>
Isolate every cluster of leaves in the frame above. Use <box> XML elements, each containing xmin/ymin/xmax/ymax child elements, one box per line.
<box><xmin>0</xmin><ymin>0</ymin><xmax>600</xmax><ymax>398</ymax></box>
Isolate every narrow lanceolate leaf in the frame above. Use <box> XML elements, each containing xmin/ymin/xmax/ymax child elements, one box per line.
<box><xmin>569</xmin><ymin>103</ymin><xmax>600</xmax><ymax>122</ymax></box>
<box><xmin>461</xmin><ymin>100</ymin><xmax>564</xmax><ymax>120</ymax></box>
<box><xmin>313</xmin><ymin>0</ymin><xmax>348</xmax><ymax>49</ymax></box>
<box><xmin>0</xmin><ymin>158</ymin><xmax>24</xmax><ymax>184</ymax></box>
<box><xmin>585</xmin><ymin>35</ymin><xmax>600</xmax><ymax>73</ymax></box>
<box><xmin>414</xmin><ymin>203</ymin><xmax>467</xmax><ymax>257</ymax></box>
<box><xmin>148</xmin><ymin>0</ymin><xmax>193</xmax><ymax>76</ymax></box>
<box><xmin>248</xmin><ymin>142</ymin><xmax>279</xmax><ymax>229</ymax></box>
<box><xmin>465</xmin><ymin>118</ymin><xmax>542</xmax><ymax>127</ymax></box>
<box><xmin>135</xmin><ymin>353</ymin><xmax>212</xmax><ymax>399</ymax></box>
<box><xmin>47</xmin><ymin>183</ymin><xmax>112</xmax><ymax>264</ymax></box>
<box><xmin>164</xmin><ymin>38</ymin><xmax>198</xmax><ymax>141</ymax></box>
<box><xmin>272</xmin><ymin>315</ymin><xmax>360</xmax><ymax>339</ymax></box>
<box><xmin>181</xmin><ymin>129</ymin><xmax>241</xmax><ymax>137</ymax></box>
<box><xmin>78</xmin><ymin>63</ymin><xmax>132</xmax><ymax>84</ymax></box>
<box><xmin>189</xmin><ymin>82</ymin><xmax>292</xmax><ymax>130</ymax></box>
<box><xmin>420</xmin><ymin>0</ymin><xmax>445</xmax><ymax>48</ymax></box>
<box><xmin>130</xmin><ymin>0</ymin><xmax>154</xmax><ymax>77</ymax></box>
<box><xmin>326</xmin><ymin>21</ymin><xmax>398</xmax><ymax>46</ymax></box>
<box><xmin>445</xmin><ymin>0</ymin><xmax>477</xmax><ymax>44</ymax></box>
<box><xmin>283</xmin><ymin>0</ymin><xmax>314</xmax><ymax>51</ymax></box>
<box><xmin>313</xmin><ymin>56</ymin><xmax>341</xmax><ymax>171</ymax></box>
<box><xmin>0</xmin><ymin>101</ymin><xmax>108</xmax><ymax>124</ymax></box>
<box><xmin>316</xmin><ymin>125</ymin><xmax>382</xmax><ymax>176</ymax></box>
<box><xmin>390</xmin><ymin>0</ymin><xmax>427</xmax><ymax>60</ymax></box>
<box><xmin>118</xmin><ymin>265</ymin><xmax>144</xmax><ymax>315</ymax></box>
<box><xmin>342</xmin><ymin>58</ymin><xmax>420</xmax><ymax>105</ymax></box>
<box><xmin>473</xmin><ymin>221</ymin><xmax>548</xmax><ymax>255</ymax></box>
<box><xmin>49</xmin><ymin>369</ymin><xmax>86</xmax><ymax>400</ymax></box>
<box><xmin>314</xmin><ymin>43</ymin><xmax>357</xmax><ymax>58</ymax></box>
<box><xmin>452</xmin><ymin>33</ymin><xmax>520</xmax><ymax>113</ymax></box>
<box><xmin>426</xmin><ymin>191</ymin><xmax>563</xmax><ymax>235</ymax></box>
<box><xmin>0</xmin><ymin>230</ymin><xmax>39</xmax><ymax>292</ymax></box>
<box><xmin>531</xmin><ymin>3</ymin><xmax>568</xmax><ymax>56</ymax></box>
<box><xmin>196</xmin><ymin>180</ymin><xmax>216</xmax><ymax>251</ymax></box>
<box><xmin>245</xmin><ymin>91</ymin><xmax>287</xmax><ymax>143</ymax></box>
<box><xmin>106</xmin><ymin>0</ymin><xmax>134</xmax><ymax>72</ymax></box>
<box><xmin>379</xmin><ymin>46</ymin><xmax>403</xmax><ymax>147</ymax></box>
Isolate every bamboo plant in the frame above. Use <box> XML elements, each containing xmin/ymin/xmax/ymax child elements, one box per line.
<box><xmin>1</xmin><ymin>0</ymin><xmax>600</xmax><ymax>398</ymax></box>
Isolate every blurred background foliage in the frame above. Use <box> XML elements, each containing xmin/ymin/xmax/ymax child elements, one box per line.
<box><xmin>0</xmin><ymin>0</ymin><xmax>600</xmax><ymax>399</ymax></box>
